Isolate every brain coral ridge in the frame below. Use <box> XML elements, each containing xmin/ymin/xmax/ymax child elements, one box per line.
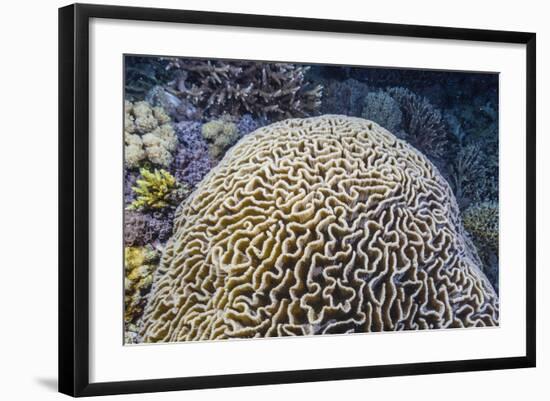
<box><xmin>140</xmin><ymin>115</ymin><xmax>499</xmax><ymax>343</ymax></box>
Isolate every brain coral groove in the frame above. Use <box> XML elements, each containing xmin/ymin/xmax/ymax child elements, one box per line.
<box><xmin>140</xmin><ymin>115</ymin><xmax>499</xmax><ymax>342</ymax></box>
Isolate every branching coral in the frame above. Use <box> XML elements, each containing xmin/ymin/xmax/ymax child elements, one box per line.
<box><xmin>128</xmin><ymin>168</ymin><xmax>189</xmax><ymax>210</ymax></box>
<box><xmin>165</xmin><ymin>59</ymin><xmax>322</xmax><ymax>119</ymax></box>
<box><xmin>140</xmin><ymin>115</ymin><xmax>498</xmax><ymax>343</ymax></box>
<box><xmin>448</xmin><ymin>144</ymin><xmax>483</xmax><ymax>207</ymax></box>
<box><xmin>124</xmin><ymin>100</ymin><xmax>178</xmax><ymax>168</ymax></box>
<box><xmin>448</xmin><ymin>144</ymin><xmax>497</xmax><ymax>208</ymax></box>
<box><xmin>360</xmin><ymin>90</ymin><xmax>402</xmax><ymax>133</ymax></box>
<box><xmin>444</xmin><ymin>100</ymin><xmax>498</xmax><ymax>206</ymax></box>
<box><xmin>387</xmin><ymin>87</ymin><xmax>448</xmax><ymax>159</ymax></box>
<box><xmin>201</xmin><ymin>118</ymin><xmax>240</xmax><ymax>159</ymax></box>
<box><xmin>124</xmin><ymin>245</ymin><xmax>161</xmax><ymax>327</ymax></box>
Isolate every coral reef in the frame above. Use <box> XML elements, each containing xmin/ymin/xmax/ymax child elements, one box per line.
<box><xmin>387</xmin><ymin>87</ymin><xmax>448</xmax><ymax>159</ymax></box>
<box><xmin>140</xmin><ymin>115</ymin><xmax>498</xmax><ymax>343</ymax></box>
<box><xmin>124</xmin><ymin>209</ymin><xmax>175</xmax><ymax>247</ymax></box>
<box><xmin>360</xmin><ymin>90</ymin><xmax>402</xmax><ymax>133</ymax></box>
<box><xmin>165</xmin><ymin>59</ymin><xmax>323</xmax><ymax>119</ymax></box>
<box><xmin>124</xmin><ymin>100</ymin><xmax>178</xmax><ymax>168</ymax></box>
<box><xmin>128</xmin><ymin>168</ymin><xmax>188</xmax><ymax>210</ymax></box>
<box><xmin>201</xmin><ymin>118</ymin><xmax>240</xmax><ymax>159</ymax></box>
<box><xmin>463</xmin><ymin>201</ymin><xmax>499</xmax><ymax>291</ymax></box>
<box><xmin>124</xmin><ymin>245</ymin><xmax>161</xmax><ymax>327</ymax></box>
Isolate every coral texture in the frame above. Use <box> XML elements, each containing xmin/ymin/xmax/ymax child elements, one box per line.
<box><xmin>201</xmin><ymin>118</ymin><xmax>240</xmax><ymax>159</ymax></box>
<box><xmin>166</xmin><ymin>59</ymin><xmax>323</xmax><ymax>119</ymax></box>
<box><xmin>124</xmin><ymin>245</ymin><xmax>161</xmax><ymax>325</ymax></box>
<box><xmin>140</xmin><ymin>115</ymin><xmax>498</xmax><ymax>342</ymax></box>
<box><xmin>124</xmin><ymin>100</ymin><xmax>178</xmax><ymax>168</ymax></box>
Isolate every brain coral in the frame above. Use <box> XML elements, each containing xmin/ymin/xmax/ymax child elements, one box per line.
<box><xmin>140</xmin><ymin>115</ymin><xmax>499</xmax><ymax>342</ymax></box>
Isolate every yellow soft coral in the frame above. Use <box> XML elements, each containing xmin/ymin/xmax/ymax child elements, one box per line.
<box><xmin>124</xmin><ymin>245</ymin><xmax>160</xmax><ymax>326</ymax></box>
<box><xmin>128</xmin><ymin>168</ymin><xmax>183</xmax><ymax>210</ymax></box>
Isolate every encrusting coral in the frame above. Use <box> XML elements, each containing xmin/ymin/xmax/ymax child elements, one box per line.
<box><xmin>124</xmin><ymin>245</ymin><xmax>161</xmax><ymax>326</ymax></box>
<box><xmin>128</xmin><ymin>168</ymin><xmax>189</xmax><ymax>211</ymax></box>
<box><xmin>165</xmin><ymin>59</ymin><xmax>323</xmax><ymax>119</ymax></box>
<box><xmin>124</xmin><ymin>100</ymin><xmax>178</xmax><ymax>168</ymax></box>
<box><xmin>140</xmin><ymin>115</ymin><xmax>499</xmax><ymax>343</ymax></box>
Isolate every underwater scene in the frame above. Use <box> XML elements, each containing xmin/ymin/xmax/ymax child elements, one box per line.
<box><xmin>123</xmin><ymin>55</ymin><xmax>499</xmax><ymax>344</ymax></box>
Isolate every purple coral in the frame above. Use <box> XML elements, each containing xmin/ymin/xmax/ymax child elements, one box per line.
<box><xmin>124</xmin><ymin>169</ymin><xmax>140</xmax><ymax>206</ymax></box>
<box><xmin>124</xmin><ymin>210</ymin><xmax>174</xmax><ymax>246</ymax></box>
<box><xmin>171</xmin><ymin>121</ymin><xmax>215</xmax><ymax>187</ymax></box>
<box><xmin>237</xmin><ymin>114</ymin><xmax>262</xmax><ymax>138</ymax></box>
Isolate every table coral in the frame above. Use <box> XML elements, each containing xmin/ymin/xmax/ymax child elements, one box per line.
<box><xmin>140</xmin><ymin>115</ymin><xmax>498</xmax><ymax>343</ymax></box>
<box><xmin>124</xmin><ymin>100</ymin><xmax>178</xmax><ymax>168</ymax></box>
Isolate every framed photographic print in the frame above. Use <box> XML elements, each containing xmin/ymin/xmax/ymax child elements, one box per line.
<box><xmin>58</xmin><ymin>3</ymin><xmax>536</xmax><ymax>397</ymax></box>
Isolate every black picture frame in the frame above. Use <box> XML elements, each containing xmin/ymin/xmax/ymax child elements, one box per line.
<box><xmin>58</xmin><ymin>3</ymin><xmax>536</xmax><ymax>397</ymax></box>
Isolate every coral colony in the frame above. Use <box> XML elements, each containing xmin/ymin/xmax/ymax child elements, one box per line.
<box><xmin>123</xmin><ymin>56</ymin><xmax>500</xmax><ymax>344</ymax></box>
